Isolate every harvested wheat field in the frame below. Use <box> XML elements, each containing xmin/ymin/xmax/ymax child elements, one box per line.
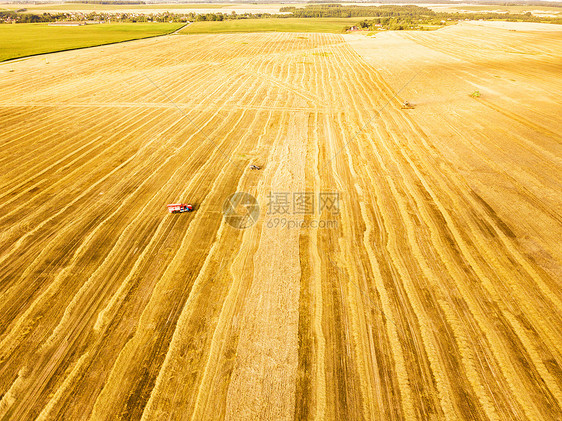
<box><xmin>0</xmin><ymin>21</ymin><xmax>561</xmax><ymax>420</ymax></box>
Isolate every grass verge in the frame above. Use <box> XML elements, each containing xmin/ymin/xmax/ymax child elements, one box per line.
<box><xmin>0</xmin><ymin>22</ymin><xmax>183</xmax><ymax>62</ymax></box>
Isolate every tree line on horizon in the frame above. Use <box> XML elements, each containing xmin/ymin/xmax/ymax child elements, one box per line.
<box><xmin>2</xmin><ymin>4</ymin><xmax>561</xmax><ymax>27</ymax></box>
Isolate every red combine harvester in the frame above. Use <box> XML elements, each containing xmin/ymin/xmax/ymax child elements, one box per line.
<box><xmin>167</xmin><ymin>203</ymin><xmax>193</xmax><ymax>214</ymax></box>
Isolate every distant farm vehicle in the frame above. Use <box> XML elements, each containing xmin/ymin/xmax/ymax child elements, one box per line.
<box><xmin>250</xmin><ymin>165</ymin><xmax>262</xmax><ymax>170</ymax></box>
<box><xmin>401</xmin><ymin>100</ymin><xmax>415</xmax><ymax>109</ymax></box>
<box><xmin>470</xmin><ymin>90</ymin><xmax>482</xmax><ymax>98</ymax></box>
<box><xmin>167</xmin><ymin>203</ymin><xmax>193</xmax><ymax>213</ymax></box>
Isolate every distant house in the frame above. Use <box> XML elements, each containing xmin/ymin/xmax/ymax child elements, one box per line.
<box><xmin>348</xmin><ymin>26</ymin><xmax>359</xmax><ymax>32</ymax></box>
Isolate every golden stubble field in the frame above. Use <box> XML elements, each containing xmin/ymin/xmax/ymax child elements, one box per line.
<box><xmin>0</xmin><ymin>22</ymin><xmax>561</xmax><ymax>420</ymax></box>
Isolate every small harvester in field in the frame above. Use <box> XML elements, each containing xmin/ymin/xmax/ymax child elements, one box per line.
<box><xmin>250</xmin><ymin>165</ymin><xmax>262</xmax><ymax>170</ymax></box>
<box><xmin>167</xmin><ymin>203</ymin><xmax>193</xmax><ymax>213</ymax></box>
<box><xmin>401</xmin><ymin>100</ymin><xmax>415</xmax><ymax>109</ymax></box>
